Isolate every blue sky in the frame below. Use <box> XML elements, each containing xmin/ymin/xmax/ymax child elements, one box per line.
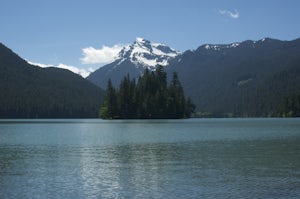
<box><xmin>1</xmin><ymin>0</ymin><xmax>300</xmax><ymax>77</ymax></box>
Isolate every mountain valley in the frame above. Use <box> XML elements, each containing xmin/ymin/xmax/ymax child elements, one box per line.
<box><xmin>1</xmin><ymin>37</ymin><xmax>300</xmax><ymax>118</ymax></box>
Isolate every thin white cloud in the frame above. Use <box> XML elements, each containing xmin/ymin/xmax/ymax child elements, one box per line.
<box><xmin>80</xmin><ymin>44</ymin><xmax>124</xmax><ymax>65</ymax></box>
<box><xmin>56</xmin><ymin>63</ymin><xmax>94</xmax><ymax>78</ymax></box>
<box><xmin>27</xmin><ymin>60</ymin><xmax>94</xmax><ymax>78</ymax></box>
<box><xmin>219</xmin><ymin>9</ymin><xmax>239</xmax><ymax>19</ymax></box>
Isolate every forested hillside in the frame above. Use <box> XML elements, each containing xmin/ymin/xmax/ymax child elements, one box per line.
<box><xmin>0</xmin><ymin>43</ymin><xmax>104</xmax><ymax>118</ymax></box>
<box><xmin>166</xmin><ymin>38</ymin><xmax>300</xmax><ymax>117</ymax></box>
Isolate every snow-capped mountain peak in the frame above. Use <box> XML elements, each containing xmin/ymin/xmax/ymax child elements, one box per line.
<box><xmin>116</xmin><ymin>37</ymin><xmax>180</xmax><ymax>70</ymax></box>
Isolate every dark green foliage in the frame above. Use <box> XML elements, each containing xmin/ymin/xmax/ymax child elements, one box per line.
<box><xmin>0</xmin><ymin>43</ymin><xmax>104</xmax><ymax>118</ymax></box>
<box><xmin>118</xmin><ymin>74</ymin><xmax>137</xmax><ymax>118</ymax></box>
<box><xmin>167</xmin><ymin>72</ymin><xmax>186</xmax><ymax>118</ymax></box>
<box><xmin>99</xmin><ymin>79</ymin><xmax>118</xmax><ymax>118</ymax></box>
<box><xmin>100</xmin><ymin>66</ymin><xmax>195</xmax><ymax>119</ymax></box>
<box><xmin>277</xmin><ymin>94</ymin><xmax>300</xmax><ymax>117</ymax></box>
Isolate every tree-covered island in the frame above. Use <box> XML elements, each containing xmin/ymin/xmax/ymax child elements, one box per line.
<box><xmin>100</xmin><ymin>66</ymin><xmax>195</xmax><ymax>119</ymax></box>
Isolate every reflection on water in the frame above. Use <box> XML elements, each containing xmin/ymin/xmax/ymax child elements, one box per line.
<box><xmin>0</xmin><ymin>119</ymin><xmax>299</xmax><ymax>198</ymax></box>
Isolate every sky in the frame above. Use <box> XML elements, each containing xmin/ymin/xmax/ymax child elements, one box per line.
<box><xmin>1</xmin><ymin>0</ymin><xmax>300</xmax><ymax>77</ymax></box>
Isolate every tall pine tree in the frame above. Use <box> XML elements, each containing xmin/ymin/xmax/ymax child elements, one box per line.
<box><xmin>100</xmin><ymin>79</ymin><xmax>118</xmax><ymax>119</ymax></box>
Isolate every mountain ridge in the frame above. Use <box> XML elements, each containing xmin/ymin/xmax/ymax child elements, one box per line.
<box><xmin>166</xmin><ymin>37</ymin><xmax>300</xmax><ymax>116</ymax></box>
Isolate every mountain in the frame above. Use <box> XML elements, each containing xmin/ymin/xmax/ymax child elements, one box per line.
<box><xmin>166</xmin><ymin>38</ymin><xmax>300</xmax><ymax>117</ymax></box>
<box><xmin>87</xmin><ymin>38</ymin><xmax>180</xmax><ymax>89</ymax></box>
<box><xmin>88</xmin><ymin>37</ymin><xmax>300</xmax><ymax>117</ymax></box>
<box><xmin>0</xmin><ymin>43</ymin><xmax>104</xmax><ymax>118</ymax></box>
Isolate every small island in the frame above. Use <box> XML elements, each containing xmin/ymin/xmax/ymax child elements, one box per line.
<box><xmin>100</xmin><ymin>66</ymin><xmax>195</xmax><ymax>119</ymax></box>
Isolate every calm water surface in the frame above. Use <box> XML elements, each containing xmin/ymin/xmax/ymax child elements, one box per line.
<box><xmin>0</xmin><ymin>118</ymin><xmax>299</xmax><ymax>198</ymax></box>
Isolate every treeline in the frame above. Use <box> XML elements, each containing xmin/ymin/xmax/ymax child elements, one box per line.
<box><xmin>100</xmin><ymin>66</ymin><xmax>195</xmax><ymax>119</ymax></box>
<box><xmin>277</xmin><ymin>93</ymin><xmax>300</xmax><ymax>117</ymax></box>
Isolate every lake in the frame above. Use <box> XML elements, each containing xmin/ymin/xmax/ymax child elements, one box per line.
<box><xmin>0</xmin><ymin>118</ymin><xmax>299</xmax><ymax>198</ymax></box>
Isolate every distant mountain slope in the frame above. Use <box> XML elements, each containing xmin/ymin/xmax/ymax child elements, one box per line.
<box><xmin>0</xmin><ymin>43</ymin><xmax>104</xmax><ymax>118</ymax></box>
<box><xmin>87</xmin><ymin>38</ymin><xmax>180</xmax><ymax>88</ymax></box>
<box><xmin>166</xmin><ymin>38</ymin><xmax>300</xmax><ymax>117</ymax></box>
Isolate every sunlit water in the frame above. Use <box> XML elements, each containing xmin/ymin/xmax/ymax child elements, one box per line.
<box><xmin>0</xmin><ymin>118</ymin><xmax>299</xmax><ymax>198</ymax></box>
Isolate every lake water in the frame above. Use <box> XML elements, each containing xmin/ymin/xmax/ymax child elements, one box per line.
<box><xmin>0</xmin><ymin>118</ymin><xmax>299</xmax><ymax>198</ymax></box>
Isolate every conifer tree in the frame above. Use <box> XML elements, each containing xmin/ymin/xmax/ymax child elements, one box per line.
<box><xmin>100</xmin><ymin>79</ymin><xmax>118</xmax><ymax>119</ymax></box>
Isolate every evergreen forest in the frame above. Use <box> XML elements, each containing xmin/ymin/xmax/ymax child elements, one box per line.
<box><xmin>277</xmin><ymin>93</ymin><xmax>300</xmax><ymax>117</ymax></box>
<box><xmin>100</xmin><ymin>66</ymin><xmax>195</xmax><ymax>119</ymax></box>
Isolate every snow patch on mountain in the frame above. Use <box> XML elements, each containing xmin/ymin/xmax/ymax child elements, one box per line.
<box><xmin>203</xmin><ymin>38</ymin><xmax>274</xmax><ymax>51</ymax></box>
<box><xmin>204</xmin><ymin>42</ymin><xmax>240</xmax><ymax>51</ymax></box>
